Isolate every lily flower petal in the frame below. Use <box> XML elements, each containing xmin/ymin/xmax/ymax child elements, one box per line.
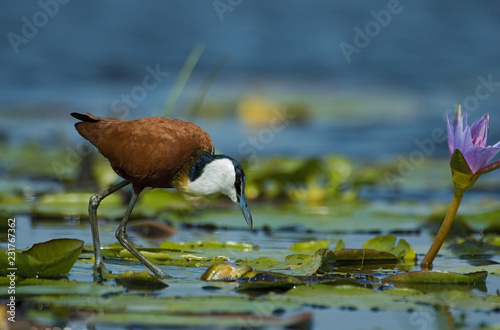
<box><xmin>470</xmin><ymin>114</ymin><xmax>489</xmax><ymax>147</ymax></box>
<box><xmin>447</xmin><ymin>104</ymin><xmax>500</xmax><ymax>175</ymax></box>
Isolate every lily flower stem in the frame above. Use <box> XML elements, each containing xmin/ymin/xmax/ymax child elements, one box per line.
<box><xmin>421</xmin><ymin>188</ymin><xmax>465</xmax><ymax>268</ymax></box>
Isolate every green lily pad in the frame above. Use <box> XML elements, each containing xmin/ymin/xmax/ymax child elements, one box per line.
<box><xmin>332</xmin><ymin>248</ymin><xmax>398</xmax><ymax>264</ymax></box>
<box><xmin>262</xmin><ymin>249</ymin><xmax>324</xmax><ymax>276</ymax></box>
<box><xmin>237</xmin><ymin>271</ymin><xmax>302</xmax><ymax>291</ymax></box>
<box><xmin>115</xmin><ymin>270</ymin><xmax>168</xmax><ymax>291</ymax></box>
<box><xmin>104</xmin><ymin>247</ymin><xmax>231</xmax><ymax>268</ymax></box>
<box><xmin>363</xmin><ymin>235</ymin><xmax>416</xmax><ymax>262</ymax></box>
<box><xmin>160</xmin><ymin>240</ymin><xmax>257</xmax><ymax>251</ymax></box>
<box><xmin>234</xmin><ymin>257</ymin><xmax>282</xmax><ymax>268</ymax></box>
<box><xmin>0</xmin><ymin>238</ymin><xmax>83</xmax><ymax>278</ymax></box>
<box><xmin>34</xmin><ymin>294</ymin><xmax>303</xmax><ymax>315</ymax></box>
<box><xmin>92</xmin><ymin>311</ymin><xmax>313</xmax><ymax>328</ymax></box>
<box><xmin>0</xmin><ymin>278</ymin><xmax>124</xmax><ymax>296</ymax></box>
<box><xmin>382</xmin><ymin>270</ymin><xmax>488</xmax><ymax>284</ymax></box>
<box><xmin>288</xmin><ymin>239</ymin><xmax>329</xmax><ymax>252</ymax></box>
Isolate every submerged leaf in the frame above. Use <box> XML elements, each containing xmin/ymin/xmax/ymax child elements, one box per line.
<box><xmin>0</xmin><ymin>238</ymin><xmax>83</xmax><ymax>278</ymax></box>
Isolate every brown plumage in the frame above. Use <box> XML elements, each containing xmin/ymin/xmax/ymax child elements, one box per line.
<box><xmin>71</xmin><ymin>112</ymin><xmax>252</xmax><ymax>280</ymax></box>
<box><xmin>73</xmin><ymin>112</ymin><xmax>214</xmax><ymax>193</ymax></box>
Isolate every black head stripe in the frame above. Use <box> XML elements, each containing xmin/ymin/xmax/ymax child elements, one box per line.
<box><xmin>233</xmin><ymin>162</ymin><xmax>245</xmax><ymax>201</ymax></box>
<box><xmin>188</xmin><ymin>154</ymin><xmax>246</xmax><ymax>200</ymax></box>
<box><xmin>188</xmin><ymin>153</ymin><xmax>214</xmax><ymax>182</ymax></box>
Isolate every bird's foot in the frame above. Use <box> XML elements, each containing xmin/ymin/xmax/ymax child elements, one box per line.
<box><xmin>93</xmin><ymin>261</ymin><xmax>112</xmax><ymax>282</ymax></box>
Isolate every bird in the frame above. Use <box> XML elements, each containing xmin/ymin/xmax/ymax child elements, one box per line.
<box><xmin>71</xmin><ymin>112</ymin><xmax>253</xmax><ymax>279</ymax></box>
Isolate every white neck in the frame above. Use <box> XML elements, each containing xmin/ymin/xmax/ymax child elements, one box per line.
<box><xmin>185</xmin><ymin>158</ymin><xmax>237</xmax><ymax>202</ymax></box>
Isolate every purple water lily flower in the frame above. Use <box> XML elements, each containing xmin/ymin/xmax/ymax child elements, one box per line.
<box><xmin>447</xmin><ymin>104</ymin><xmax>500</xmax><ymax>174</ymax></box>
<box><xmin>422</xmin><ymin>103</ymin><xmax>500</xmax><ymax>267</ymax></box>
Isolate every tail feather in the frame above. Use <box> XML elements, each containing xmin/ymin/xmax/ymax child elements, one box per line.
<box><xmin>71</xmin><ymin>112</ymin><xmax>99</xmax><ymax>123</ymax></box>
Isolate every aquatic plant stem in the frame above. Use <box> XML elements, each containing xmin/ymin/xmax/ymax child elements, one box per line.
<box><xmin>421</xmin><ymin>189</ymin><xmax>465</xmax><ymax>268</ymax></box>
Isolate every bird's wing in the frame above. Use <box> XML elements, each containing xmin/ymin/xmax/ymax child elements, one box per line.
<box><xmin>74</xmin><ymin>113</ymin><xmax>214</xmax><ymax>191</ymax></box>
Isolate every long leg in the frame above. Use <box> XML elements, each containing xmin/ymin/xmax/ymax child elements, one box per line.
<box><xmin>89</xmin><ymin>180</ymin><xmax>130</xmax><ymax>277</ymax></box>
<box><xmin>116</xmin><ymin>192</ymin><xmax>171</xmax><ymax>279</ymax></box>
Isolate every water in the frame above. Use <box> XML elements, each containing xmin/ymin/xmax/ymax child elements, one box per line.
<box><xmin>2</xmin><ymin>2</ymin><xmax>500</xmax><ymax>328</ymax></box>
<box><xmin>1</xmin><ymin>1</ymin><xmax>500</xmax><ymax>159</ymax></box>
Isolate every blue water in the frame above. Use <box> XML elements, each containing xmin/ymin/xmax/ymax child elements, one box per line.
<box><xmin>1</xmin><ymin>1</ymin><xmax>500</xmax><ymax>159</ymax></box>
<box><xmin>2</xmin><ymin>3</ymin><xmax>500</xmax><ymax>328</ymax></box>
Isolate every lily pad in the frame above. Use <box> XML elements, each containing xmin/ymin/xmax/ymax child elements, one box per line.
<box><xmin>93</xmin><ymin>311</ymin><xmax>313</xmax><ymax>328</ymax></box>
<box><xmin>234</xmin><ymin>257</ymin><xmax>282</xmax><ymax>268</ymax></box>
<box><xmin>237</xmin><ymin>271</ymin><xmax>302</xmax><ymax>291</ymax></box>
<box><xmin>332</xmin><ymin>248</ymin><xmax>398</xmax><ymax>264</ymax></box>
<box><xmin>34</xmin><ymin>293</ymin><xmax>303</xmax><ymax>316</ymax></box>
<box><xmin>363</xmin><ymin>235</ymin><xmax>416</xmax><ymax>262</ymax></box>
<box><xmin>1</xmin><ymin>278</ymin><xmax>124</xmax><ymax>296</ymax></box>
<box><xmin>288</xmin><ymin>239</ymin><xmax>330</xmax><ymax>252</ymax></box>
<box><xmin>382</xmin><ymin>270</ymin><xmax>488</xmax><ymax>284</ymax></box>
<box><xmin>262</xmin><ymin>249</ymin><xmax>324</xmax><ymax>276</ymax></box>
<box><xmin>104</xmin><ymin>247</ymin><xmax>231</xmax><ymax>268</ymax></box>
<box><xmin>0</xmin><ymin>238</ymin><xmax>83</xmax><ymax>278</ymax></box>
<box><xmin>115</xmin><ymin>270</ymin><xmax>169</xmax><ymax>291</ymax></box>
<box><xmin>160</xmin><ymin>240</ymin><xmax>257</xmax><ymax>251</ymax></box>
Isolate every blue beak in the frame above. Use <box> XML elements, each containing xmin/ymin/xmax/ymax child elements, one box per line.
<box><xmin>239</xmin><ymin>193</ymin><xmax>253</xmax><ymax>229</ymax></box>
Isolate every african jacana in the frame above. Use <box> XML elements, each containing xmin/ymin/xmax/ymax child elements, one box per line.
<box><xmin>71</xmin><ymin>112</ymin><xmax>253</xmax><ymax>279</ymax></box>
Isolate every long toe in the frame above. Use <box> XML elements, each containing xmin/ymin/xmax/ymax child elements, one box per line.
<box><xmin>93</xmin><ymin>262</ymin><xmax>112</xmax><ymax>277</ymax></box>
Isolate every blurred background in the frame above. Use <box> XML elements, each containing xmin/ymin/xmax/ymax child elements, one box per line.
<box><xmin>2</xmin><ymin>0</ymin><xmax>500</xmax><ymax>218</ymax></box>
<box><xmin>1</xmin><ymin>1</ymin><xmax>499</xmax><ymax>159</ymax></box>
<box><xmin>2</xmin><ymin>2</ymin><xmax>500</xmax><ymax>328</ymax></box>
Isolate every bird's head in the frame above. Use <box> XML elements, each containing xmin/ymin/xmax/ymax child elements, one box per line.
<box><xmin>184</xmin><ymin>154</ymin><xmax>253</xmax><ymax>229</ymax></box>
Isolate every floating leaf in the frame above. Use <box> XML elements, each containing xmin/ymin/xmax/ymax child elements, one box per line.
<box><xmin>160</xmin><ymin>240</ymin><xmax>257</xmax><ymax>251</ymax></box>
<box><xmin>93</xmin><ymin>311</ymin><xmax>313</xmax><ymax>328</ymax></box>
<box><xmin>263</xmin><ymin>249</ymin><xmax>324</xmax><ymax>276</ymax></box>
<box><xmin>333</xmin><ymin>248</ymin><xmax>398</xmax><ymax>264</ymax></box>
<box><xmin>275</xmin><ymin>284</ymin><xmax>422</xmax><ymax>311</ymax></box>
<box><xmin>34</xmin><ymin>294</ymin><xmax>303</xmax><ymax>316</ymax></box>
<box><xmin>363</xmin><ymin>235</ymin><xmax>396</xmax><ymax>252</ymax></box>
<box><xmin>115</xmin><ymin>270</ymin><xmax>168</xmax><ymax>291</ymax></box>
<box><xmin>288</xmin><ymin>239</ymin><xmax>329</xmax><ymax>252</ymax></box>
<box><xmin>382</xmin><ymin>270</ymin><xmax>488</xmax><ymax>284</ymax></box>
<box><xmin>234</xmin><ymin>257</ymin><xmax>281</xmax><ymax>268</ymax></box>
<box><xmin>363</xmin><ymin>235</ymin><xmax>416</xmax><ymax>263</ymax></box>
<box><xmin>333</xmin><ymin>240</ymin><xmax>344</xmax><ymax>251</ymax></box>
<box><xmin>0</xmin><ymin>238</ymin><xmax>83</xmax><ymax>278</ymax></box>
<box><xmin>1</xmin><ymin>278</ymin><xmax>124</xmax><ymax>296</ymax></box>
<box><xmin>237</xmin><ymin>271</ymin><xmax>302</xmax><ymax>291</ymax></box>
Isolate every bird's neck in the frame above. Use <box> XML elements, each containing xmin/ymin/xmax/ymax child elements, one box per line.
<box><xmin>172</xmin><ymin>153</ymin><xmax>237</xmax><ymax>201</ymax></box>
<box><xmin>171</xmin><ymin>150</ymin><xmax>213</xmax><ymax>195</ymax></box>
